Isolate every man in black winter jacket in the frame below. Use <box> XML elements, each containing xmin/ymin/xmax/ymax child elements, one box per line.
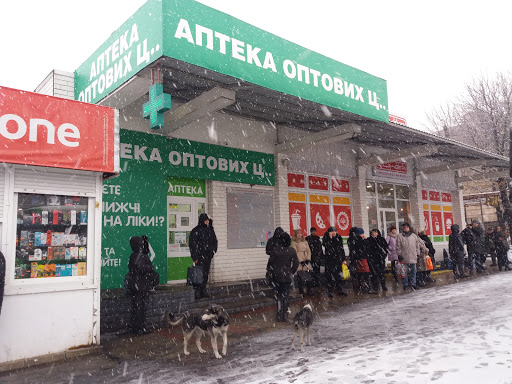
<box><xmin>189</xmin><ymin>213</ymin><xmax>218</xmax><ymax>299</ymax></box>
<box><xmin>461</xmin><ymin>220</ymin><xmax>485</xmax><ymax>273</ymax></box>
<box><xmin>323</xmin><ymin>226</ymin><xmax>348</xmax><ymax>298</ymax></box>
<box><xmin>449</xmin><ymin>224</ymin><xmax>467</xmax><ymax>278</ymax></box>
<box><xmin>306</xmin><ymin>227</ymin><xmax>323</xmax><ymax>287</ymax></box>
<box><xmin>268</xmin><ymin>232</ymin><xmax>299</xmax><ymax>322</ymax></box>
<box><xmin>127</xmin><ymin>235</ymin><xmax>157</xmax><ymax>335</ymax></box>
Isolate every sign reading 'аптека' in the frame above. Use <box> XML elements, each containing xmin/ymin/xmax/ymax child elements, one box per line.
<box><xmin>75</xmin><ymin>0</ymin><xmax>388</xmax><ymax>122</ymax></box>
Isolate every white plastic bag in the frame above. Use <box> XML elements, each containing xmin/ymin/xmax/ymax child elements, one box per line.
<box><xmin>507</xmin><ymin>250</ymin><xmax>512</xmax><ymax>263</ymax></box>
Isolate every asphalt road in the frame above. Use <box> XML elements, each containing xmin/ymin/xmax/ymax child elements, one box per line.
<box><xmin>2</xmin><ymin>271</ymin><xmax>512</xmax><ymax>383</ymax></box>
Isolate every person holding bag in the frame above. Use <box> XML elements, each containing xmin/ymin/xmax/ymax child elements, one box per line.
<box><xmin>367</xmin><ymin>229</ymin><xmax>388</xmax><ymax>292</ymax></box>
<box><xmin>396</xmin><ymin>222</ymin><xmax>420</xmax><ymax>290</ymax></box>
<box><xmin>126</xmin><ymin>235</ymin><xmax>158</xmax><ymax>335</ymax></box>
<box><xmin>323</xmin><ymin>226</ymin><xmax>348</xmax><ymax>298</ymax></box>
<box><xmin>291</xmin><ymin>229</ymin><xmax>313</xmax><ymax>296</ymax></box>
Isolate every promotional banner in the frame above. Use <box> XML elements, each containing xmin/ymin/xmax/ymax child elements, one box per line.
<box><xmin>443</xmin><ymin>212</ymin><xmax>453</xmax><ymax>236</ymax></box>
<box><xmin>332</xmin><ymin>205</ymin><xmax>351</xmax><ymax>237</ymax></box>
<box><xmin>431</xmin><ymin>211</ymin><xmax>443</xmax><ymax>237</ymax></box>
<box><xmin>75</xmin><ymin>0</ymin><xmax>388</xmax><ymax>122</ymax></box>
<box><xmin>0</xmin><ymin>86</ymin><xmax>119</xmax><ymax>173</ymax></box>
<box><xmin>310</xmin><ymin>204</ymin><xmax>330</xmax><ymax>236</ymax></box>
<box><xmin>289</xmin><ymin>202</ymin><xmax>307</xmax><ymax>233</ymax></box>
<box><xmin>423</xmin><ymin>211</ymin><xmax>431</xmax><ymax>236</ymax></box>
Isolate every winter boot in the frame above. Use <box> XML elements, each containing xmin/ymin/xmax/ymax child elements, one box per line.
<box><xmin>194</xmin><ymin>288</ymin><xmax>201</xmax><ymax>300</ymax></box>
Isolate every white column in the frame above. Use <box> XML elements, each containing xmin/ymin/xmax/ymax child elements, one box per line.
<box><xmin>351</xmin><ymin>166</ymin><xmax>368</xmax><ymax>233</ymax></box>
<box><xmin>274</xmin><ymin>153</ymin><xmax>290</xmax><ymax>232</ymax></box>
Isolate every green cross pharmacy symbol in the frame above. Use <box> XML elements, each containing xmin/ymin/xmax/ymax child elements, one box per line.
<box><xmin>142</xmin><ymin>83</ymin><xmax>171</xmax><ymax>129</ymax></box>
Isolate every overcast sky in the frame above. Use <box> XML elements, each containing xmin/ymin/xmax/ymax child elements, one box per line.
<box><xmin>1</xmin><ymin>0</ymin><xmax>510</xmax><ymax>130</ymax></box>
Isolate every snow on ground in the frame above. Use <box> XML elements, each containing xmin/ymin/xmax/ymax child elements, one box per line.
<box><xmin>187</xmin><ymin>273</ymin><xmax>512</xmax><ymax>384</ymax></box>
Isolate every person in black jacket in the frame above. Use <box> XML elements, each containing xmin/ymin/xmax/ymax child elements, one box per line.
<box><xmin>306</xmin><ymin>227</ymin><xmax>323</xmax><ymax>287</ymax></box>
<box><xmin>189</xmin><ymin>213</ymin><xmax>218</xmax><ymax>299</ymax></box>
<box><xmin>127</xmin><ymin>235</ymin><xmax>157</xmax><ymax>335</ymax></box>
<box><xmin>0</xmin><ymin>251</ymin><xmax>5</xmax><ymax>315</ymax></box>
<box><xmin>366</xmin><ymin>229</ymin><xmax>388</xmax><ymax>292</ymax></box>
<box><xmin>323</xmin><ymin>226</ymin><xmax>348</xmax><ymax>298</ymax></box>
<box><xmin>449</xmin><ymin>224</ymin><xmax>467</xmax><ymax>278</ymax></box>
<box><xmin>461</xmin><ymin>220</ymin><xmax>485</xmax><ymax>273</ymax></box>
<box><xmin>493</xmin><ymin>226</ymin><xmax>510</xmax><ymax>271</ymax></box>
<box><xmin>268</xmin><ymin>232</ymin><xmax>299</xmax><ymax>322</ymax></box>
<box><xmin>348</xmin><ymin>227</ymin><xmax>372</xmax><ymax>293</ymax></box>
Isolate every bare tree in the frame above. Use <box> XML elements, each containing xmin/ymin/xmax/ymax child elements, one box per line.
<box><xmin>427</xmin><ymin>72</ymin><xmax>512</xmax><ymax>228</ymax></box>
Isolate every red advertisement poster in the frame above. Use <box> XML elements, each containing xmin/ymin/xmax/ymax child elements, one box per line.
<box><xmin>331</xmin><ymin>178</ymin><xmax>350</xmax><ymax>193</ymax></box>
<box><xmin>288</xmin><ymin>173</ymin><xmax>305</xmax><ymax>188</ymax></box>
<box><xmin>0</xmin><ymin>86</ymin><xmax>119</xmax><ymax>173</ymax></box>
<box><xmin>332</xmin><ymin>205</ymin><xmax>351</xmax><ymax>237</ymax></box>
<box><xmin>431</xmin><ymin>211</ymin><xmax>443</xmax><ymax>236</ymax></box>
<box><xmin>309</xmin><ymin>204</ymin><xmax>330</xmax><ymax>236</ymax></box>
<box><xmin>443</xmin><ymin>212</ymin><xmax>453</xmax><ymax>235</ymax></box>
<box><xmin>422</xmin><ymin>190</ymin><xmax>428</xmax><ymax>200</ymax></box>
<box><xmin>441</xmin><ymin>193</ymin><xmax>452</xmax><ymax>202</ymax></box>
<box><xmin>429</xmin><ymin>191</ymin><xmax>441</xmax><ymax>201</ymax></box>
<box><xmin>309</xmin><ymin>175</ymin><xmax>329</xmax><ymax>191</ymax></box>
<box><xmin>289</xmin><ymin>202</ymin><xmax>307</xmax><ymax>233</ymax></box>
<box><xmin>423</xmin><ymin>211</ymin><xmax>431</xmax><ymax>236</ymax></box>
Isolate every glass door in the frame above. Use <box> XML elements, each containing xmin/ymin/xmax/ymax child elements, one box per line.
<box><xmin>379</xmin><ymin>208</ymin><xmax>397</xmax><ymax>236</ymax></box>
<box><xmin>167</xmin><ymin>196</ymin><xmax>206</xmax><ymax>258</ymax></box>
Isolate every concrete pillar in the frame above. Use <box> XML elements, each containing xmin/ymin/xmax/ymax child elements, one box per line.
<box><xmin>452</xmin><ymin>171</ymin><xmax>466</xmax><ymax>227</ymax></box>
<box><xmin>409</xmin><ymin>174</ymin><xmax>424</xmax><ymax>230</ymax></box>
<box><xmin>351</xmin><ymin>166</ymin><xmax>368</xmax><ymax>233</ymax></box>
<box><xmin>274</xmin><ymin>153</ymin><xmax>290</xmax><ymax>232</ymax></box>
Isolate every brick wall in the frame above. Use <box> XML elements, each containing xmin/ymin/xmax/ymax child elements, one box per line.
<box><xmin>34</xmin><ymin>70</ymin><xmax>74</xmax><ymax>100</ymax></box>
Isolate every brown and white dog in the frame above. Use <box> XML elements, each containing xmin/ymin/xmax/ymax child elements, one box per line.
<box><xmin>169</xmin><ymin>304</ymin><xmax>230</xmax><ymax>359</ymax></box>
<box><xmin>291</xmin><ymin>304</ymin><xmax>313</xmax><ymax>352</ymax></box>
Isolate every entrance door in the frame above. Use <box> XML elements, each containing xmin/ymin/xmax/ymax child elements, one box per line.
<box><xmin>167</xmin><ymin>196</ymin><xmax>206</xmax><ymax>258</ymax></box>
<box><xmin>379</xmin><ymin>209</ymin><xmax>397</xmax><ymax>236</ymax></box>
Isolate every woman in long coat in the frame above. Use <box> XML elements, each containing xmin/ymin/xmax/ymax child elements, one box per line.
<box><xmin>291</xmin><ymin>229</ymin><xmax>312</xmax><ymax>295</ymax></box>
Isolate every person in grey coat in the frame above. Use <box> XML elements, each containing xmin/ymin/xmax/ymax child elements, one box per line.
<box><xmin>396</xmin><ymin>222</ymin><xmax>420</xmax><ymax>290</ymax></box>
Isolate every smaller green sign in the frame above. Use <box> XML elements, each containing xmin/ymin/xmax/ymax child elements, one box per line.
<box><xmin>167</xmin><ymin>176</ymin><xmax>205</xmax><ymax>198</ymax></box>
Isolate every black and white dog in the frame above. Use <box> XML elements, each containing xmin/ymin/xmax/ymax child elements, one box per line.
<box><xmin>169</xmin><ymin>304</ymin><xmax>230</xmax><ymax>359</ymax></box>
<box><xmin>291</xmin><ymin>304</ymin><xmax>313</xmax><ymax>352</ymax></box>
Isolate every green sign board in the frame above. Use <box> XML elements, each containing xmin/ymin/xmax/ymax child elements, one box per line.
<box><xmin>167</xmin><ymin>176</ymin><xmax>205</xmax><ymax>198</ymax></box>
<box><xmin>101</xmin><ymin>129</ymin><xmax>274</xmax><ymax>289</ymax></box>
<box><xmin>75</xmin><ymin>0</ymin><xmax>388</xmax><ymax>122</ymax></box>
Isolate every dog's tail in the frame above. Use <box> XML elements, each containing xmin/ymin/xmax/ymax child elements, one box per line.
<box><xmin>168</xmin><ymin>312</ymin><xmax>185</xmax><ymax>326</ymax></box>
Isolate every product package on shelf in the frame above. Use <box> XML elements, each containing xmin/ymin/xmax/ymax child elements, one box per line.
<box><xmin>42</xmin><ymin>210</ymin><xmax>49</xmax><ymax>225</ymax></box>
<box><xmin>65</xmin><ymin>248</ymin><xmax>71</xmax><ymax>260</ymax></box>
<box><xmin>80</xmin><ymin>211</ymin><xmax>87</xmax><ymax>225</ymax></box>
<box><xmin>78</xmin><ymin>262</ymin><xmax>86</xmax><ymax>276</ymax></box>
<box><xmin>47</xmin><ymin>246</ymin><xmax>54</xmax><ymax>260</ymax></box>
<box><xmin>70</xmin><ymin>247</ymin><xmax>78</xmax><ymax>259</ymax></box>
<box><xmin>78</xmin><ymin>247</ymin><xmax>87</xmax><ymax>259</ymax></box>
<box><xmin>36</xmin><ymin>264</ymin><xmax>44</xmax><ymax>278</ymax></box>
<box><xmin>72</xmin><ymin>264</ymin><xmax>78</xmax><ymax>276</ymax></box>
<box><xmin>71</xmin><ymin>210</ymin><xmax>77</xmax><ymax>225</ymax></box>
<box><xmin>31</xmin><ymin>263</ymin><xmax>37</xmax><ymax>278</ymax></box>
<box><xmin>20</xmin><ymin>230</ymin><xmax>28</xmax><ymax>247</ymax></box>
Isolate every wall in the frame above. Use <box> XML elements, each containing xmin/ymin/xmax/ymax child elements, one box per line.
<box><xmin>34</xmin><ymin>70</ymin><xmax>74</xmax><ymax>100</ymax></box>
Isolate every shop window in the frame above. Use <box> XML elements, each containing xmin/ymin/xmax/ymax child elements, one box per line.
<box><xmin>367</xmin><ymin>198</ymin><xmax>378</xmax><ymax>229</ymax></box>
<box><xmin>395</xmin><ymin>185</ymin><xmax>410</xmax><ymax>200</ymax></box>
<box><xmin>377</xmin><ymin>183</ymin><xmax>394</xmax><ymax>199</ymax></box>
<box><xmin>397</xmin><ymin>200</ymin><xmax>411</xmax><ymax>226</ymax></box>
<box><xmin>366</xmin><ymin>182</ymin><xmax>376</xmax><ymax>196</ymax></box>
<box><xmin>15</xmin><ymin>193</ymin><xmax>88</xmax><ymax>279</ymax></box>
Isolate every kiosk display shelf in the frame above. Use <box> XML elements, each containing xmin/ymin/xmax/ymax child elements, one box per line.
<box><xmin>15</xmin><ymin>193</ymin><xmax>88</xmax><ymax>279</ymax></box>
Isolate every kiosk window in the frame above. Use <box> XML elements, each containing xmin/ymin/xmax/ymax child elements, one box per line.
<box><xmin>15</xmin><ymin>193</ymin><xmax>88</xmax><ymax>279</ymax></box>
<box><xmin>227</xmin><ymin>189</ymin><xmax>274</xmax><ymax>249</ymax></box>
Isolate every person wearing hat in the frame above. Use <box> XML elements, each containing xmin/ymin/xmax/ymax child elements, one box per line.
<box><xmin>322</xmin><ymin>226</ymin><xmax>348</xmax><ymax>298</ymax></box>
<box><xmin>306</xmin><ymin>227</ymin><xmax>324</xmax><ymax>287</ymax></box>
<box><xmin>189</xmin><ymin>213</ymin><xmax>218</xmax><ymax>299</ymax></box>
<box><xmin>396</xmin><ymin>222</ymin><xmax>420</xmax><ymax>290</ymax></box>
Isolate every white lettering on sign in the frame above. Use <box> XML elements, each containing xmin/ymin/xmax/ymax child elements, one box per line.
<box><xmin>119</xmin><ymin>143</ymin><xmax>272</xmax><ymax>180</ymax></box>
<box><xmin>174</xmin><ymin>18</ymin><xmax>277</xmax><ymax>73</ymax></box>
<box><xmin>0</xmin><ymin>114</ymin><xmax>80</xmax><ymax>147</ymax></box>
<box><xmin>168</xmin><ymin>183</ymin><xmax>203</xmax><ymax>196</ymax></box>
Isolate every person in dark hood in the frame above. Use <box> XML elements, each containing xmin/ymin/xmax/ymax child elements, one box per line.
<box><xmin>306</xmin><ymin>227</ymin><xmax>323</xmax><ymax>287</ymax></box>
<box><xmin>267</xmin><ymin>232</ymin><xmax>299</xmax><ymax>322</ymax></box>
<box><xmin>0</xmin><ymin>251</ymin><xmax>5</xmax><ymax>315</ymax></box>
<box><xmin>266</xmin><ymin>227</ymin><xmax>285</xmax><ymax>287</ymax></box>
<box><xmin>461</xmin><ymin>220</ymin><xmax>485</xmax><ymax>273</ymax></box>
<box><xmin>493</xmin><ymin>225</ymin><xmax>510</xmax><ymax>271</ymax></box>
<box><xmin>484</xmin><ymin>227</ymin><xmax>497</xmax><ymax>267</ymax></box>
<box><xmin>449</xmin><ymin>224</ymin><xmax>467</xmax><ymax>278</ymax></box>
<box><xmin>347</xmin><ymin>227</ymin><xmax>372</xmax><ymax>293</ymax></box>
<box><xmin>367</xmin><ymin>229</ymin><xmax>388</xmax><ymax>292</ymax></box>
<box><xmin>189</xmin><ymin>213</ymin><xmax>218</xmax><ymax>299</ymax></box>
<box><xmin>127</xmin><ymin>235</ymin><xmax>158</xmax><ymax>335</ymax></box>
<box><xmin>323</xmin><ymin>226</ymin><xmax>348</xmax><ymax>298</ymax></box>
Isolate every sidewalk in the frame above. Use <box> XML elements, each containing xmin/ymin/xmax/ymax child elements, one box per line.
<box><xmin>0</xmin><ymin>260</ymin><xmax>506</xmax><ymax>379</ymax></box>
